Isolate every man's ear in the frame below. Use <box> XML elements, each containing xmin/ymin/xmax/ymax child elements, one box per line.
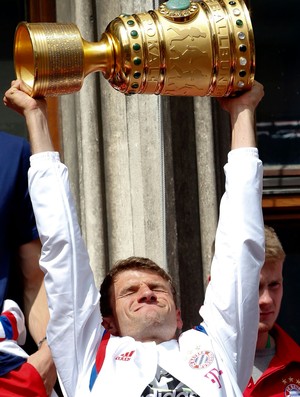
<box><xmin>102</xmin><ymin>316</ymin><xmax>119</xmax><ymax>336</ymax></box>
<box><xmin>176</xmin><ymin>309</ymin><xmax>183</xmax><ymax>331</ymax></box>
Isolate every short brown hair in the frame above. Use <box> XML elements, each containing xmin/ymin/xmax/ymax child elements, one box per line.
<box><xmin>100</xmin><ymin>256</ymin><xmax>177</xmax><ymax>317</ymax></box>
<box><xmin>264</xmin><ymin>225</ymin><xmax>286</xmax><ymax>263</ymax></box>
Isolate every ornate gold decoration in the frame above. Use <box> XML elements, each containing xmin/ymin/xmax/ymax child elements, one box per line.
<box><xmin>14</xmin><ymin>0</ymin><xmax>255</xmax><ymax>97</ymax></box>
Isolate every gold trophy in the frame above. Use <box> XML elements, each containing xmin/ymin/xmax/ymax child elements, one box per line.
<box><xmin>14</xmin><ymin>0</ymin><xmax>255</xmax><ymax>98</ymax></box>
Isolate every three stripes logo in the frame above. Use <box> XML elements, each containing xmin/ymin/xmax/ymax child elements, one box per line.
<box><xmin>115</xmin><ymin>350</ymin><xmax>135</xmax><ymax>361</ymax></box>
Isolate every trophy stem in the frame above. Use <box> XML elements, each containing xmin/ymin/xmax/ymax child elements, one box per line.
<box><xmin>82</xmin><ymin>34</ymin><xmax>115</xmax><ymax>80</ymax></box>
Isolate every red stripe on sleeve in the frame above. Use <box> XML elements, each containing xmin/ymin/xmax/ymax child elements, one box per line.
<box><xmin>95</xmin><ymin>330</ymin><xmax>110</xmax><ymax>373</ymax></box>
<box><xmin>2</xmin><ymin>311</ymin><xmax>19</xmax><ymax>341</ymax></box>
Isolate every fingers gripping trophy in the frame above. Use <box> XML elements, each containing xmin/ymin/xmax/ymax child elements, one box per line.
<box><xmin>14</xmin><ymin>0</ymin><xmax>255</xmax><ymax>98</ymax></box>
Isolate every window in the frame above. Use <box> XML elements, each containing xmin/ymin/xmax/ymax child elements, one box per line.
<box><xmin>251</xmin><ymin>0</ymin><xmax>300</xmax><ymax>194</ymax></box>
<box><xmin>250</xmin><ymin>0</ymin><xmax>300</xmax><ymax>344</ymax></box>
<box><xmin>0</xmin><ymin>1</ymin><xmax>27</xmax><ymax>136</ymax></box>
<box><xmin>0</xmin><ymin>0</ymin><xmax>59</xmax><ymax>149</ymax></box>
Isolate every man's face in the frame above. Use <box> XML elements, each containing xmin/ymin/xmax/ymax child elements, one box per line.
<box><xmin>258</xmin><ymin>259</ymin><xmax>283</xmax><ymax>334</ymax></box>
<box><xmin>104</xmin><ymin>269</ymin><xmax>183</xmax><ymax>343</ymax></box>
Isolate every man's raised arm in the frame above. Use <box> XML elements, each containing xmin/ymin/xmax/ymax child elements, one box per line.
<box><xmin>4</xmin><ymin>80</ymin><xmax>54</xmax><ymax>153</ymax></box>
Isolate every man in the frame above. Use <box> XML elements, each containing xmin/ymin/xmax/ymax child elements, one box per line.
<box><xmin>244</xmin><ymin>225</ymin><xmax>300</xmax><ymax>397</ymax></box>
<box><xmin>0</xmin><ymin>131</ymin><xmax>57</xmax><ymax>396</ymax></box>
<box><xmin>3</xmin><ymin>79</ymin><xmax>265</xmax><ymax>397</ymax></box>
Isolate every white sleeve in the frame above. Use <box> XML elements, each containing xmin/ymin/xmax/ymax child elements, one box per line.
<box><xmin>200</xmin><ymin>147</ymin><xmax>264</xmax><ymax>390</ymax></box>
<box><xmin>28</xmin><ymin>151</ymin><xmax>101</xmax><ymax>396</ymax></box>
<box><xmin>0</xmin><ymin>299</ymin><xmax>26</xmax><ymax>345</ymax></box>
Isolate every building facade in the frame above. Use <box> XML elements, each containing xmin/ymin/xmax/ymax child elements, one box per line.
<box><xmin>1</xmin><ymin>0</ymin><xmax>299</xmax><ymax>337</ymax></box>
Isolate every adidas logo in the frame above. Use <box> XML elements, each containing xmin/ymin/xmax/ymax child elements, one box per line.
<box><xmin>115</xmin><ymin>350</ymin><xmax>135</xmax><ymax>361</ymax></box>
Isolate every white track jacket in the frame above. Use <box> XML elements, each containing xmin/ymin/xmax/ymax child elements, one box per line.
<box><xmin>28</xmin><ymin>147</ymin><xmax>264</xmax><ymax>397</ymax></box>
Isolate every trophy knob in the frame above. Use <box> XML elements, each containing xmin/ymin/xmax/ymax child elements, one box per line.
<box><xmin>165</xmin><ymin>0</ymin><xmax>191</xmax><ymax>10</ymax></box>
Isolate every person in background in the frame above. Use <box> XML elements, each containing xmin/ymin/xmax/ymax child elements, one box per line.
<box><xmin>4</xmin><ymin>79</ymin><xmax>264</xmax><ymax>397</ymax></box>
<box><xmin>244</xmin><ymin>225</ymin><xmax>300</xmax><ymax>397</ymax></box>
<box><xmin>0</xmin><ymin>130</ymin><xmax>57</xmax><ymax>396</ymax></box>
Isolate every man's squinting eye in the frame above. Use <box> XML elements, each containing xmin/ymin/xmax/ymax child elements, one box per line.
<box><xmin>152</xmin><ymin>287</ymin><xmax>168</xmax><ymax>293</ymax></box>
<box><xmin>120</xmin><ymin>287</ymin><xmax>138</xmax><ymax>297</ymax></box>
<box><xmin>269</xmin><ymin>281</ymin><xmax>282</xmax><ymax>289</ymax></box>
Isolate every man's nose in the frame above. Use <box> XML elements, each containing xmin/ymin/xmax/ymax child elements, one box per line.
<box><xmin>259</xmin><ymin>289</ymin><xmax>272</xmax><ymax>306</ymax></box>
<box><xmin>138</xmin><ymin>285</ymin><xmax>157</xmax><ymax>302</ymax></box>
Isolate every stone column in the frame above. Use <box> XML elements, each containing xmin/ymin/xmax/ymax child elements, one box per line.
<box><xmin>56</xmin><ymin>0</ymin><xmax>168</xmax><ymax>287</ymax></box>
<box><xmin>55</xmin><ymin>0</ymin><xmax>225</xmax><ymax>323</ymax></box>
